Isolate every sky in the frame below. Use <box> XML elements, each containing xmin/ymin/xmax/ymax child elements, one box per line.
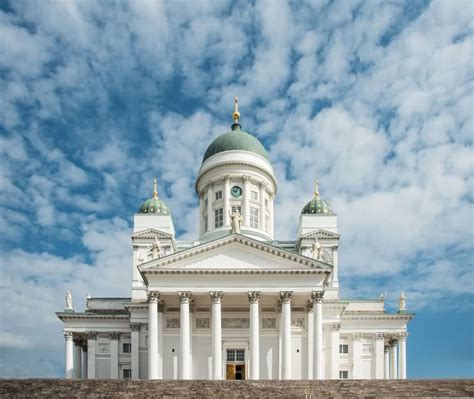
<box><xmin>0</xmin><ymin>0</ymin><xmax>472</xmax><ymax>378</ymax></box>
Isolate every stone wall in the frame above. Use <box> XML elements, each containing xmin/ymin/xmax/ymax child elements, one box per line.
<box><xmin>0</xmin><ymin>379</ymin><xmax>473</xmax><ymax>398</ymax></box>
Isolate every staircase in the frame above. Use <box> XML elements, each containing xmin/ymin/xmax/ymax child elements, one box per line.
<box><xmin>1</xmin><ymin>379</ymin><xmax>473</xmax><ymax>398</ymax></box>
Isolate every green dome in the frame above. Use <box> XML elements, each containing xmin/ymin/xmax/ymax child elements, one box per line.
<box><xmin>301</xmin><ymin>196</ymin><xmax>333</xmax><ymax>215</ymax></box>
<box><xmin>138</xmin><ymin>197</ymin><xmax>170</xmax><ymax>215</ymax></box>
<box><xmin>202</xmin><ymin>124</ymin><xmax>269</xmax><ymax>163</ymax></box>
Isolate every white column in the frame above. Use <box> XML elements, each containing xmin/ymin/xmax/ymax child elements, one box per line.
<box><xmin>248</xmin><ymin>291</ymin><xmax>261</xmax><ymax>380</ymax></box>
<box><xmin>243</xmin><ymin>176</ymin><xmax>250</xmax><ymax>226</ymax></box>
<box><xmin>158</xmin><ymin>308</ymin><xmax>164</xmax><ymax>378</ymax></box>
<box><xmin>86</xmin><ymin>332</ymin><xmax>96</xmax><ymax>379</ymax></box>
<box><xmin>306</xmin><ymin>302</ymin><xmax>314</xmax><ymax>379</ymax></box>
<box><xmin>210</xmin><ymin>291</ymin><xmax>223</xmax><ymax>380</ymax></box>
<box><xmin>73</xmin><ymin>339</ymin><xmax>82</xmax><ymax>379</ymax></box>
<box><xmin>223</xmin><ymin>176</ymin><xmax>230</xmax><ymax>226</ymax></box>
<box><xmin>398</xmin><ymin>332</ymin><xmax>407</xmax><ymax>379</ymax></box>
<box><xmin>374</xmin><ymin>333</ymin><xmax>385</xmax><ymax>379</ymax></box>
<box><xmin>189</xmin><ymin>303</ymin><xmax>194</xmax><ymax>379</ymax></box>
<box><xmin>332</xmin><ymin>247</ymin><xmax>339</xmax><ymax>287</ymax></box>
<box><xmin>330</xmin><ymin>323</ymin><xmax>340</xmax><ymax>379</ymax></box>
<box><xmin>110</xmin><ymin>332</ymin><xmax>119</xmax><ymax>378</ymax></box>
<box><xmin>280</xmin><ymin>291</ymin><xmax>292</xmax><ymax>380</ymax></box>
<box><xmin>207</xmin><ymin>183</ymin><xmax>214</xmax><ymax>232</ymax></box>
<box><xmin>131</xmin><ymin>323</ymin><xmax>140</xmax><ymax>379</ymax></box>
<box><xmin>64</xmin><ymin>331</ymin><xmax>74</xmax><ymax>379</ymax></box>
<box><xmin>390</xmin><ymin>340</ymin><xmax>398</xmax><ymax>379</ymax></box>
<box><xmin>384</xmin><ymin>345</ymin><xmax>390</xmax><ymax>379</ymax></box>
<box><xmin>148</xmin><ymin>291</ymin><xmax>159</xmax><ymax>379</ymax></box>
<box><xmin>352</xmin><ymin>333</ymin><xmax>363</xmax><ymax>379</ymax></box>
<box><xmin>179</xmin><ymin>291</ymin><xmax>191</xmax><ymax>379</ymax></box>
<box><xmin>312</xmin><ymin>291</ymin><xmax>324</xmax><ymax>379</ymax></box>
<box><xmin>82</xmin><ymin>346</ymin><xmax>88</xmax><ymax>379</ymax></box>
<box><xmin>259</xmin><ymin>183</ymin><xmax>265</xmax><ymax>230</ymax></box>
<box><xmin>269</xmin><ymin>194</ymin><xmax>274</xmax><ymax>237</ymax></box>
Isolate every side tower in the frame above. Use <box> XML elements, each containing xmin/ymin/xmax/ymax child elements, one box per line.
<box><xmin>195</xmin><ymin>98</ymin><xmax>277</xmax><ymax>242</ymax></box>
<box><xmin>296</xmin><ymin>181</ymin><xmax>340</xmax><ymax>299</ymax></box>
<box><xmin>131</xmin><ymin>178</ymin><xmax>176</xmax><ymax>300</ymax></box>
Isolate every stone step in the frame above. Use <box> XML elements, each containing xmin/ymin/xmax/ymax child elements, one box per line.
<box><xmin>0</xmin><ymin>379</ymin><xmax>473</xmax><ymax>398</ymax></box>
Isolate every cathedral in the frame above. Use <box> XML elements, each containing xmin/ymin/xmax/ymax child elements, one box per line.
<box><xmin>57</xmin><ymin>99</ymin><xmax>413</xmax><ymax>380</ymax></box>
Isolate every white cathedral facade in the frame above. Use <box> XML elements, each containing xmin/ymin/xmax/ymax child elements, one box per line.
<box><xmin>57</xmin><ymin>100</ymin><xmax>413</xmax><ymax>381</ymax></box>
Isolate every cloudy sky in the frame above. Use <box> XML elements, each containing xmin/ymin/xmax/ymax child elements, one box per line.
<box><xmin>0</xmin><ymin>0</ymin><xmax>472</xmax><ymax>378</ymax></box>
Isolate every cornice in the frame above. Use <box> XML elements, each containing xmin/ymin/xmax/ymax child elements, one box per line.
<box><xmin>142</xmin><ymin>269</ymin><xmax>329</xmax><ymax>275</ymax></box>
<box><xmin>342</xmin><ymin>313</ymin><xmax>414</xmax><ymax>321</ymax></box>
<box><xmin>196</xmin><ymin>159</ymin><xmax>277</xmax><ymax>195</ymax></box>
<box><xmin>56</xmin><ymin>312</ymin><xmax>130</xmax><ymax>321</ymax></box>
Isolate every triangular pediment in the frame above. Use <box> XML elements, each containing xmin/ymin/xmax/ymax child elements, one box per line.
<box><xmin>301</xmin><ymin>229</ymin><xmax>340</xmax><ymax>240</ymax></box>
<box><xmin>139</xmin><ymin>234</ymin><xmax>332</xmax><ymax>272</ymax></box>
<box><xmin>132</xmin><ymin>228</ymin><xmax>174</xmax><ymax>240</ymax></box>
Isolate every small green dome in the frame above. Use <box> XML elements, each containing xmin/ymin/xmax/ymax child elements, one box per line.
<box><xmin>138</xmin><ymin>178</ymin><xmax>171</xmax><ymax>215</ymax></box>
<box><xmin>301</xmin><ymin>197</ymin><xmax>333</xmax><ymax>215</ymax></box>
<box><xmin>301</xmin><ymin>181</ymin><xmax>334</xmax><ymax>215</ymax></box>
<box><xmin>138</xmin><ymin>197</ymin><xmax>170</xmax><ymax>215</ymax></box>
<box><xmin>202</xmin><ymin>124</ymin><xmax>269</xmax><ymax>163</ymax></box>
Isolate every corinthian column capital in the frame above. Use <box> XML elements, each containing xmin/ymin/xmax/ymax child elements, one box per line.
<box><xmin>210</xmin><ymin>291</ymin><xmax>224</xmax><ymax>304</ymax></box>
<box><xmin>311</xmin><ymin>291</ymin><xmax>324</xmax><ymax>303</ymax></box>
<box><xmin>147</xmin><ymin>291</ymin><xmax>160</xmax><ymax>303</ymax></box>
<box><xmin>178</xmin><ymin>291</ymin><xmax>192</xmax><ymax>304</ymax></box>
<box><xmin>248</xmin><ymin>291</ymin><xmax>261</xmax><ymax>304</ymax></box>
<box><xmin>279</xmin><ymin>291</ymin><xmax>293</xmax><ymax>304</ymax></box>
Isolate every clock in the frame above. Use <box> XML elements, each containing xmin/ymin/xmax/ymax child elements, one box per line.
<box><xmin>230</xmin><ymin>185</ymin><xmax>243</xmax><ymax>198</ymax></box>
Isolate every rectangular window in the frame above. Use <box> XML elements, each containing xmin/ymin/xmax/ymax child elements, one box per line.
<box><xmin>339</xmin><ymin>344</ymin><xmax>349</xmax><ymax>354</ymax></box>
<box><xmin>250</xmin><ymin>207</ymin><xmax>259</xmax><ymax>228</ymax></box>
<box><xmin>122</xmin><ymin>343</ymin><xmax>131</xmax><ymax>353</ymax></box>
<box><xmin>215</xmin><ymin>208</ymin><xmax>223</xmax><ymax>228</ymax></box>
<box><xmin>227</xmin><ymin>349</ymin><xmax>245</xmax><ymax>362</ymax></box>
<box><xmin>235</xmin><ymin>349</ymin><xmax>245</xmax><ymax>361</ymax></box>
<box><xmin>215</xmin><ymin>191</ymin><xmax>222</xmax><ymax>200</ymax></box>
<box><xmin>339</xmin><ymin>370</ymin><xmax>348</xmax><ymax>379</ymax></box>
<box><xmin>204</xmin><ymin>216</ymin><xmax>208</xmax><ymax>232</ymax></box>
<box><xmin>123</xmin><ymin>369</ymin><xmax>132</xmax><ymax>379</ymax></box>
<box><xmin>251</xmin><ymin>190</ymin><xmax>258</xmax><ymax>201</ymax></box>
<box><xmin>231</xmin><ymin>205</ymin><xmax>241</xmax><ymax>214</ymax></box>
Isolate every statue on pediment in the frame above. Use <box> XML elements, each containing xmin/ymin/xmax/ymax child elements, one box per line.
<box><xmin>311</xmin><ymin>239</ymin><xmax>322</xmax><ymax>260</ymax></box>
<box><xmin>149</xmin><ymin>237</ymin><xmax>162</xmax><ymax>260</ymax></box>
<box><xmin>229</xmin><ymin>210</ymin><xmax>242</xmax><ymax>234</ymax></box>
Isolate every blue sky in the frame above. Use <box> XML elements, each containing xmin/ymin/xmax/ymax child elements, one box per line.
<box><xmin>0</xmin><ymin>0</ymin><xmax>472</xmax><ymax>378</ymax></box>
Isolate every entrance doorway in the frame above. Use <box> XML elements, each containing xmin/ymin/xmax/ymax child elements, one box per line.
<box><xmin>226</xmin><ymin>349</ymin><xmax>246</xmax><ymax>380</ymax></box>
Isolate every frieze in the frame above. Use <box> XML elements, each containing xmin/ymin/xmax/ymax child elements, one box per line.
<box><xmin>222</xmin><ymin>318</ymin><xmax>249</xmax><ymax>329</ymax></box>
<box><xmin>196</xmin><ymin>318</ymin><xmax>210</xmax><ymax>329</ymax></box>
<box><xmin>97</xmin><ymin>343</ymin><xmax>110</xmax><ymax>354</ymax></box>
<box><xmin>291</xmin><ymin>318</ymin><xmax>305</xmax><ymax>328</ymax></box>
<box><xmin>262</xmin><ymin>318</ymin><xmax>276</xmax><ymax>329</ymax></box>
<box><xmin>166</xmin><ymin>318</ymin><xmax>180</xmax><ymax>328</ymax></box>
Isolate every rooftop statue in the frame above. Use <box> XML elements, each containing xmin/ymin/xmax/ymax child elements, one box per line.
<box><xmin>399</xmin><ymin>291</ymin><xmax>406</xmax><ymax>311</ymax></box>
<box><xmin>65</xmin><ymin>290</ymin><xmax>73</xmax><ymax>311</ymax></box>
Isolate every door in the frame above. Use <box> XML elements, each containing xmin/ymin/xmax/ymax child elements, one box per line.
<box><xmin>226</xmin><ymin>349</ymin><xmax>246</xmax><ymax>380</ymax></box>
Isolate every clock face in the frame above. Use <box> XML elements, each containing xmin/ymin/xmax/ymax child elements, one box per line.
<box><xmin>230</xmin><ymin>185</ymin><xmax>243</xmax><ymax>198</ymax></box>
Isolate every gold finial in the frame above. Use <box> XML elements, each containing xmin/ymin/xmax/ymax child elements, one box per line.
<box><xmin>153</xmin><ymin>177</ymin><xmax>158</xmax><ymax>199</ymax></box>
<box><xmin>232</xmin><ymin>96</ymin><xmax>240</xmax><ymax>123</ymax></box>
<box><xmin>314</xmin><ymin>179</ymin><xmax>320</xmax><ymax>198</ymax></box>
